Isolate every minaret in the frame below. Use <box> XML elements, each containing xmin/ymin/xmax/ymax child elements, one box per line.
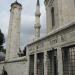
<box><xmin>34</xmin><ymin>0</ymin><xmax>41</xmax><ymax>40</ymax></box>
<box><xmin>6</xmin><ymin>1</ymin><xmax>22</xmax><ymax>60</ymax></box>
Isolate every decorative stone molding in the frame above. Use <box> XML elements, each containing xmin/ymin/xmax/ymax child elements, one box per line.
<box><xmin>27</xmin><ymin>23</ymin><xmax>75</xmax><ymax>54</ymax></box>
<box><xmin>44</xmin><ymin>0</ymin><xmax>49</xmax><ymax>5</ymax></box>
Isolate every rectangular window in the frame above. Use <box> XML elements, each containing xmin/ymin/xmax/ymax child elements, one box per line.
<box><xmin>29</xmin><ymin>55</ymin><xmax>34</xmax><ymax>75</ymax></box>
<box><xmin>47</xmin><ymin>50</ymin><xmax>58</xmax><ymax>75</ymax></box>
<box><xmin>62</xmin><ymin>47</ymin><xmax>75</xmax><ymax>75</ymax></box>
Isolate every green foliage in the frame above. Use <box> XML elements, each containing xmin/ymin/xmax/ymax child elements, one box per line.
<box><xmin>0</xmin><ymin>30</ymin><xmax>5</xmax><ymax>46</ymax></box>
<box><xmin>0</xmin><ymin>29</ymin><xmax>5</xmax><ymax>53</ymax></box>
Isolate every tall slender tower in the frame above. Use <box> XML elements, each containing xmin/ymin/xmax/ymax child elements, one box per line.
<box><xmin>34</xmin><ymin>0</ymin><xmax>41</xmax><ymax>40</ymax></box>
<box><xmin>6</xmin><ymin>1</ymin><xmax>22</xmax><ymax>60</ymax></box>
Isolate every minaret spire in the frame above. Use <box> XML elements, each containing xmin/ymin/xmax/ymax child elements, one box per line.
<box><xmin>34</xmin><ymin>0</ymin><xmax>41</xmax><ymax>40</ymax></box>
<box><xmin>37</xmin><ymin>0</ymin><xmax>39</xmax><ymax>6</ymax></box>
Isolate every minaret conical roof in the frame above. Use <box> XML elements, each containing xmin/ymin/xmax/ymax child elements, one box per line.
<box><xmin>11</xmin><ymin>0</ymin><xmax>22</xmax><ymax>7</ymax></box>
<box><xmin>37</xmin><ymin>0</ymin><xmax>40</xmax><ymax>6</ymax></box>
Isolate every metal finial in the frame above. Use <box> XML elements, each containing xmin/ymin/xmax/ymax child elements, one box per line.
<box><xmin>16</xmin><ymin>0</ymin><xmax>17</xmax><ymax>2</ymax></box>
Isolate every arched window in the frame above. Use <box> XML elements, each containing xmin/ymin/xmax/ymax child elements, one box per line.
<box><xmin>51</xmin><ymin>7</ymin><xmax>55</xmax><ymax>28</ymax></box>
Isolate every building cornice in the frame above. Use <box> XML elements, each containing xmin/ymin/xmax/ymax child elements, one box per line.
<box><xmin>27</xmin><ymin>22</ymin><xmax>75</xmax><ymax>46</ymax></box>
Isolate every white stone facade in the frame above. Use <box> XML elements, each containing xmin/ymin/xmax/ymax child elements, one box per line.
<box><xmin>45</xmin><ymin>0</ymin><xmax>75</xmax><ymax>33</ymax></box>
<box><xmin>0</xmin><ymin>0</ymin><xmax>75</xmax><ymax>75</ymax></box>
<box><xmin>0</xmin><ymin>57</ymin><xmax>28</xmax><ymax>75</ymax></box>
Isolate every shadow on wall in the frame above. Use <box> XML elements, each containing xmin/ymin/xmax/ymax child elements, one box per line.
<box><xmin>1</xmin><ymin>66</ymin><xmax>8</xmax><ymax>75</ymax></box>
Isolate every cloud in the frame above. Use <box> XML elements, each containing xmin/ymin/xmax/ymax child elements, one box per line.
<box><xmin>0</xmin><ymin>11</ymin><xmax>9</xmax><ymax>35</ymax></box>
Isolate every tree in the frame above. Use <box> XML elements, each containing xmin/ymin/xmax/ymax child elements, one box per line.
<box><xmin>0</xmin><ymin>29</ymin><xmax>5</xmax><ymax>52</ymax></box>
<box><xmin>0</xmin><ymin>29</ymin><xmax>5</xmax><ymax>45</ymax></box>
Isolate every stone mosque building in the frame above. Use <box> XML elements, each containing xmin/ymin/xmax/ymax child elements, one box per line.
<box><xmin>0</xmin><ymin>0</ymin><xmax>75</xmax><ymax>75</ymax></box>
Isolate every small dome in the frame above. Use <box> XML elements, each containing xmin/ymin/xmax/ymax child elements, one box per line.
<box><xmin>11</xmin><ymin>0</ymin><xmax>22</xmax><ymax>7</ymax></box>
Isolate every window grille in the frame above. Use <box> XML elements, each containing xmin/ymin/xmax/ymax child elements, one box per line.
<box><xmin>47</xmin><ymin>50</ymin><xmax>57</xmax><ymax>75</ymax></box>
<box><xmin>37</xmin><ymin>53</ymin><xmax>44</xmax><ymax>75</ymax></box>
<box><xmin>62</xmin><ymin>47</ymin><xmax>75</xmax><ymax>75</ymax></box>
<box><xmin>29</xmin><ymin>55</ymin><xmax>34</xmax><ymax>75</ymax></box>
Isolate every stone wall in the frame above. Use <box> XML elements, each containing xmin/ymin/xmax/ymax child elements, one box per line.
<box><xmin>0</xmin><ymin>57</ymin><xmax>28</xmax><ymax>75</ymax></box>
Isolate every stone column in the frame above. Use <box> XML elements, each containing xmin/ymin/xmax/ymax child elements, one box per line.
<box><xmin>44</xmin><ymin>51</ymin><xmax>47</xmax><ymax>75</ymax></box>
<box><xmin>34</xmin><ymin>53</ymin><xmax>37</xmax><ymax>75</ymax></box>
<box><xmin>57</xmin><ymin>47</ymin><xmax>63</xmax><ymax>75</ymax></box>
<box><xmin>26</xmin><ymin>47</ymin><xmax>30</xmax><ymax>75</ymax></box>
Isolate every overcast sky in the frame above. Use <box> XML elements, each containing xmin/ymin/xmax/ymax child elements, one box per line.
<box><xmin>0</xmin><ymin>0</ymin><xmax>46</xmax><ymax>50</ymax></box>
